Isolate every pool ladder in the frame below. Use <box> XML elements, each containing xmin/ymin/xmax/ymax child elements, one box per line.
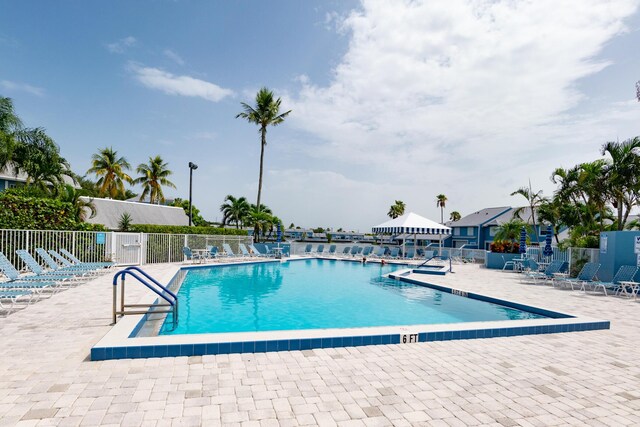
<box><xmin>417</xmin><ymin>255</ymin><xmax>452</xmax><ymax>272</ymax></box>
<box><xmin>112</xmin><ymin>266</ymin><xmax>178</xmax><ymax>329</ymax></box>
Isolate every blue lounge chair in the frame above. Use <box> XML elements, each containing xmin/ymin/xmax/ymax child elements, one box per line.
<box><xmin>327</xmin><ymin>245</ymin><xmax>337</xmax><ymax>256</ymax></box>
<box><xmin>249</xmin><ymin>244</ymin><xmax>267</xmax><ymax>257</ymax></box>
<box><xmin>0</xmin><ymin>289</ymin><xmax>34</xmax><ymax>314</ymax></box>
<box><xmin>238</xmin><ymin>243</ymin><xmax>252</xmax><ymax>257</ymax></box>
<box><xmin>222</xmin><ymin>244</ymin><xmax>238</xmax><ymax>257</ymax></box>
<box><xmin>589</xmin><ymin>265</ymin><xmax>638</xmax><ymax>295</ymax></box>
<box><xmin>371</xmin><ymin>247</ymin><xmax>386</xmax><ymax>258</ymax></box>
<box><xmin>15</xmin><ymin>250</ymin><xmax>83</xmax><ymax>281</ymax></box>
<box><xmin>387</xmin><ymin>247</ymin><xmax>400</xmax><ymax>259</ymax></box>
<box><xmin>350</xmin><ymin>246</ymin><xmax>360</xmax><ymax>256</ymax></box>
<box><xmin>59</xmin><ymin>248</ymin><xmax>114</xmax><ymax>268</ymax></box>
<box><xmin>555</xmin><ymin>262</ymin><xmax>600</xmax><ymax>290</ymax></box>
<box><xmin>36</xmin><ymin>248</ymin><xmax>103</xmax><ymax>275</ymax></box>
<box><xmin>0</xmin><ymin>252</ymin><xmax>62</xmax><ymax>293</ymax></box>
<box><xmin>315</xmin><ymin>244</ymin><xmax>325</xmax><ymax>255</ymax></box>
<box><xmin>405</xmin><ymin>248</ymin><xmax>415</xmax><ymax>260</ymax></box>
<box><xmin>182</xmin><ymin>247</ymin><xmax>204</xmax><ymax>264</ymax></box>
<box><xmin>303</xmin><ymin>244</ymin><xmax>313</xmax><ymax>255</ymax></box>
<box><xmin>522</xmin><ymin>260</ymin><xmax>568</xmax><ymax>284</ymax></box>
<box><xmin>342</xmin><ymin>247</ymin><xmax>351</xmax><ymax>256</ymax></box>
<box><xmin>362</xmin><ymin>247</ymin><xmax>373</xmax><ymax>256</ymax></box>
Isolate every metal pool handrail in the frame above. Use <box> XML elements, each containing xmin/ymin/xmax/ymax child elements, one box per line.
<box><xmin>417</xmin><ymin>255</ymin><xmax>452</xmax><ymax>272</ymax></box>
<box><xmin>112</xmin><ymin>267</ymin><xmax>178</xmax><ymax>329</ymax></box>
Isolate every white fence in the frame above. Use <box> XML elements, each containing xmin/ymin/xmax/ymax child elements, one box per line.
<box><xmin>526</xmin><ymin>246</ymin><xmax>599</xmax><ymax>275</ymax></box>
<box><xmin>0</xmin><ymin>229</ymin><xmax>253</xmax><ymax>269</ymax></box>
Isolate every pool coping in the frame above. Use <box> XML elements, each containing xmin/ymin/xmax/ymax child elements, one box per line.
<box><xmin>91</xmin><ymin>259</ymin><xmax>610</xmax><ymax>361</ymax></box>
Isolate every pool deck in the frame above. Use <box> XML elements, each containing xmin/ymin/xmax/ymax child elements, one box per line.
<box><xmin>1</xmin><ymin>262</ymin><xmax>640</xmax><ymax>426</ymax></box>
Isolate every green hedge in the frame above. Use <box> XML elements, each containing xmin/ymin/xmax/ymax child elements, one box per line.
<box><xmin>0</xmin><ymin>193</ymin><xmax>106</xmax><ymax>231</ymax></box>
<box><xmin>128</xmin><ymin>224</ymin><xmax>248</xmax><ymax>235</ymax></box>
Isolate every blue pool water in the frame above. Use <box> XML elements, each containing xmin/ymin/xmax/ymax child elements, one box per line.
<box><xmin>159</xmin><ymin>259</ymin><xmax>545</xmax><ymax>335</ymax></box>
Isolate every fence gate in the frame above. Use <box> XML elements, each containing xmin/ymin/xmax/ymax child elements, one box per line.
<box><xmin>112</xmin><ymin>232</ymin><xmax>142</xmax><ymax>266</ymax></box>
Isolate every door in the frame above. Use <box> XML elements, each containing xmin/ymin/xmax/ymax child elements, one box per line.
<box><xmin>113</xmin><ymin>232</ymin><xmax>142</xmax><ymax>265</ymax></box>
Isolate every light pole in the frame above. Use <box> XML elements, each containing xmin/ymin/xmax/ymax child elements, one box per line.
<box><xmin>188</xmin><ymin>162</ymin><xmax>198</xmax><ymax>226</ymax></box>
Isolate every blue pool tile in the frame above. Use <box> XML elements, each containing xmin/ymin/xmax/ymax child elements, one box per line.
<box><xmin>127</xmin><ymin>346</ymin><xmax>141</xmax><ymax>359</ymax></box>
<box><xmin>266</xmin><ymin>341</ymin><xmax>278</xmax><ymax>352</ymax></box>
<box><xmin>361</xmin><ymin>335</ymin><xmax>371</xmax><ymax>345</ymax></box>
<box><xmin>452</xmin><ymin>330</ymin><xmax>461</xmax><ymax>340</ymax></box>
<box><xmin>167</xmin><ymin>345</ymin><xmax>181</xmax><ymax>357</ymax></box>
<box><xmin>443</xmin><ymin>331</ymin><xmax>452</xmax><ymax>341</ymax></box>
<box><xmin>371</xmin><ymin>335</ymin><xmax>381</xmax><ymax>345</ymax></box>
<box><xmin>390</xmin><ymin>335</ymin><xmax>400</xmax><ymax>344</ymax></box>
<box><xmin>206</xmin><ymin>343</ymin><xmax>219</xmax><ymax>355</ymax></box>
<box><xmin>277</xmin><ymin>340</ymin><xmax>289</xmax><ymax>351</ymax></box>
<box><xmin>289</xmin><ymin>339</ymin><xmax>300</xmax><ymax>351</ymax></box>
<box><xmin>300</xmin><ymin>339</ymin><xmax>312</xmax><ymax>350</ymax></box>
<box><xmin>342</xmin><ymin>336</ymin><xmax>353</xmax><ymax>346</ymax></box>
<box><xmin>242</xmin><ymin>342</ymin><xmax>255</xmax><ymax>353</ymax></box>
<box><xmin>105</xmin><ymin>347</ymin><xmax>113</xmax><ymax>360</ymax></box>
<box><xmin>154</xmin><ymin>346</ymin><xmax>168</xmax><ymax>357</ymax></box>
<box><xmin>180</xmin><ymin>344</ymin><xmax>194</xmax><ymax>357</ymax></box>
<box><xmin>498</xmin><ymin>328</ymin><xmax>507</xmax><ymax>337</ymax></box>
<box><xmin>425</xmin><ymin>332</ymin><xmax>436</xmax><ymax>341</ymax></box>
<box><xmin>380</xmin><ymin>335</ymin><xmax>390</xmax><ymax>345</ymax></box>
<box><xmin>113</xmin><ymin>347</ymin><xmax>126</xmax><ymax>359</ymax></box>
<box><xmin>418</xmin><ymin>333</ymin><xmax>427</xmax><ymax>342</ymax></box>
<box><xmin>229</xmin><ymin>342</ymin><xmax>242</xmax><ymax>354</ymax></box>
<box><xmin>254</xmin><ymin>341</ymin><xmax>266</xmax><ymax>353</ymax></box>
<box><xmin>434</xmin><ymin>332</ymin><xmax>444</xmax><ymax>341</ymax></box>
<box><xmin>468</xmin><ymin>330</ymin><xmax>478</xmax><ymax>339</ymax></box>
<box><xmin>321</xmin><ymin>338</ymin><xmax>333</xmax><ymax>348</ymax></box>
<box><xmin>91</xmin><ymin>348</ymin><xmax>106</xmax><ymax>361</ymax></box>
<box><xmin>140</xmin><ymin>346</ymin><xmax>154</xmax><ymax>358</ymax></box>
<box><xmin>332</xmin><ymin>337</ymin><xmax>343</xmax><ymax>347</ymax></box>
<box><xmin>311</xmin><ymin>338</ymin><xmax>322</xmax><ymax>349</ymax></box>
<box><xmin>217</xmin><ymin>342</ymin><xmax>231</xmax><ymax>354</ymax></box>
<box><xmin>193</xmin><ymin>344</ymin><xmax>206</xmax><ymax>356</ymax></box>
<box><xmin>352</xmin><ymin>336</ymin><xmax>363</xmax><ymax>346</ymax></box>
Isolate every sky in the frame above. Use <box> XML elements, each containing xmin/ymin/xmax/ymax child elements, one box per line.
<box><xmin>1</xmin><ymin>0</ymin><xmax>640</xmax><ymax>231</ymax></box>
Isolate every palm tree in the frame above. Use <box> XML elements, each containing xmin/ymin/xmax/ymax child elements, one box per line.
<box><xmin>511</xmin><ymin>181</ymin><xmax>544</xmax><ymax>243</ymax></box>
<box><xmin>58</xmin><ymin>184</ymin><xmax>96</xmax><ymax>222</ymax></box>
<box><xmin>0</xmin><ymin>96</ymin><xmax>22</xmax><ymax>169</ymax></box>
<box><xmin>220</xmin><ymin>195</ymin><xmax>251</xmax><ymax>228</ymax></box>
<box><xmin>236</xmin><ymin>88</ymin><xmax>291</xmax><ymax>211</ymax></box>
<box><xmin>87</xmin><ymin>147</ymin><xmax>133</xmax><ymax>199</ymax></box>
<box><xmin>494</xmin><ymin>219</ymin><xmax>530</xmax><ymax>243</ymax></box>
<box><xmin>387</xmin><ymin>200</ymin><xmax>405</xmax><ymax>218</ymax></box>
<box><xmin>246</xmin><ymin>207</ymin><xmax>277</xmax><ymax>243</ymax></box>
<box><xmin>133</xmin><ymin>155</ymin><xmax>176</xmax><ymax>204</ymax></box>
<box><xmin>601</xmin><ymin>137</ymin><xmax>640</xmax><ymax>230</ymax></box>
<box><xmin>436</xmin><ymin>194</ymin><xmax>447</xmax><ymax>223</ymax></box>
<box><xmin>449</xmin><ymin>211</ymin><xmax>461</xmax><ymax>222</ymax></box>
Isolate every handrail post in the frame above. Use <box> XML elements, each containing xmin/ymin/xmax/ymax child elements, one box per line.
<box><xmin>120</xmin><ymin>275</ymin><xmax>125</xmax><ymax>315</ymax></box>
<box><xmin>112</xmin><ymin>278</ymin><xmax>117</xmax><ymax>324</ymax></box>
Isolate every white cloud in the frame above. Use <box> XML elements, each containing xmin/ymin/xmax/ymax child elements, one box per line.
<box><xmin>163</xmin><ymin>49</ymin><xmax>185</xmax><ymax>65</ymax></box>
<box><xmin>281</xmin><ymin>0</ymin><xmax>640</xmax><ymax>226</ymax></box>
<box><xmin>129</xmin><ymin>63</ymin><xmax>234</xmax><ymax>102</ymax></box>
<box><xmin>106</xmin><ymin>36</ymin><xmax>137</xmax><ymax>53</ymax></box>
<box><xmin>0</xmin><ymin>80</ymin><xmax>44</xmax><ymax>97</ymax></box>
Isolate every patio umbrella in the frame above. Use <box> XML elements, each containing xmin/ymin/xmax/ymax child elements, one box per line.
<box><xmin>372</xmin><ymin>212</ymin><xmax>451</xmax><ymax>257</ymax></box>
<box><xmin>519</xmin><ymin>227</ymin><xmax>527</xmax><ymax>255</ymax></box>
<box><xmin>543</xmin><ymin>225</ymin><xmax>554</xmax><ymax>258</ymax></box>
<box><xmin>276</xmin><ymin>223</ymin><xmax>282</xmax><ymax>243</ymax></box>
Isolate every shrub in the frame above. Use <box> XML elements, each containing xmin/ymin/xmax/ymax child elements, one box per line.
<box><xmin>0</xmin><ymin>193</ymin><xmax>106</xmax><ymax>231</ymax></box>
<box><xmin>128</xmin><ymin>224</ymin><xmax>248</xmax><ymax>235</ymax></box>
<box><xmin>489</xmin><ymin>240</ymin><xmax>520</xmax><ymax>254</ymax></box>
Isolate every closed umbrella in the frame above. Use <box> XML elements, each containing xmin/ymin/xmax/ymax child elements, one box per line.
<box><xmin>519</xmin><ymin>227</ymin><xmax>527</xmax><ymax>255</ymax></box>
<box><xmin>543</xmin><ymin>225</ymin><xmax>553</xmax><ymax>258</ymax></box>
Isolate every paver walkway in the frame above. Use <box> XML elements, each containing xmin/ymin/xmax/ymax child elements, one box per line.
<box><xmin>1</xmin><ymin>263</ymin><xmax>640</xmax><ymax>426</ymax></box>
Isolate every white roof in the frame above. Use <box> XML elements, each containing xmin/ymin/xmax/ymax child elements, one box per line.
<box><xmin>372</xmin><ymin>212</ymin><xmax>451</xmax><ymax>235</ymax></box>
<box><xmin>80</xmin><ymin>197</ymin><xmax>189</xmax><ymax>230</ymax></box>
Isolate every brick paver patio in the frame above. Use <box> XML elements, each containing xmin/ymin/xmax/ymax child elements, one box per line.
<box><xmin>1</xmin><ymin>263</ymin><xmax>639</xmax><ymax>426</ymax></box>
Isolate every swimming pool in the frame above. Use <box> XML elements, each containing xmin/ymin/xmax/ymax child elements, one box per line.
<box><xmin>159</xmin><ymin>259</ymin><xmax>544</xmax><ymax>335</ymax></box>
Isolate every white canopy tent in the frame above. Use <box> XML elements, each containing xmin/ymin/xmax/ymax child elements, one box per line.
<box><xmin>372</xmin><ymin>212</ymin><xmax>451</xmax><ymax>257</ymax></box>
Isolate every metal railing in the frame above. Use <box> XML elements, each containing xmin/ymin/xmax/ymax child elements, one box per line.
<box><xmin>0</xmin><ymin>229</ymin><xmax>253</xmax><ymax>268</ymax></box>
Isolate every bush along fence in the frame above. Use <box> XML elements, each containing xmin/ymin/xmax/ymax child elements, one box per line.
<box><xmin>0</xmin><ymin>229</ymin><xmax>253</xmax><ymax>269</ymax></box>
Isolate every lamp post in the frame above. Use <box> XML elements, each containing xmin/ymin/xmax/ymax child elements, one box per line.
<box><xmin>188</xmin><ymin>162</ymin><xmax>198</xmax><ymax>226</ymax></box>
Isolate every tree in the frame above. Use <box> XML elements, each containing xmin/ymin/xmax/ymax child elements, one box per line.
<box><xmin>436</xmin><ymin>194</ymin><xmax>447</xmax><ymax>223</ymax></box>
<box><xmin>601</xmin><ymin>137</ymin><xmax>640</xmax><ymax>230</ymax></box>
<box><xmin>133</xmin><ymin>155</ymin><xmax>176</xmax><ymax>204</ymax></box>
<box><xmin>220</xmin><ymin>195</ymin><xmax>250</xmax><ymax>228</ymax></box>
<box><xmin>494</xmin><ymin>219</ymin><xmax>530</xmax><ymax>243</ymax></box>
<box><xmin>58</xmin><ymin>184</ymin><xmax>96</xmax><ymax>222</ymax></box>
<box><xmin>236</xmin><ymin>88</ymin><xmax>291</xmax><ymax>211</ymax></box>
<box><xmin>246</xmin><ymin>207</ymin><xmax>278</xmax><ymax>243</ymax></box>
<box><xmin>169</xmin><ymin>198</ymin><xmax>206</xmax><ymax>226</ymax></box>
<box><xmin>87</xmin><ymin>147</ymin><xmax>133</xmax><ymax>199</ymax></box>
<box><xmin>118</xmin><ymin>212</ymin><xmax>132</xmax><ymax>231</ymax></box>
<box><xmin>387</xmin><ymin>200</ymin><xmax>405</xmax><ymax>218</ymax></box>
<box><xmin>0</xmin><ymin>96</ymin><xmax>22</xmax><ymax>169</ymax></box>
<box><xmin>449</xmin><ymin>211</ymin><xmax>461</xmax><ymax>222</ymax></box>
<box><xmin>511</xmin><ymin>181</ymin><xmax>544</xmax><ymax>243</ymax></box>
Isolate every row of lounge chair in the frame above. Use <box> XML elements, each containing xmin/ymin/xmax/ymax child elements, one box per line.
<box><xmin>302</xmin><ymin>244</ymin><xmax>439</xmax><ymax>260</ymax></box>
<box><xmin>182</xmin><ymin>243</ymin><xmax>286</xmax><ymax>264</ymax></box>
<box><xmin>519</xmin><ymin>259</ymin><xmax>639</xmax><ymax>297</ymax></box>
<box><xmin>0</xmin><ymin>248</ymin><xmax>114</xmax><ymax>314</ymax></box>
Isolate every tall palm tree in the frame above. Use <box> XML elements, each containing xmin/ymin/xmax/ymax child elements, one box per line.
<box><xmin>236</xmin><ymin>88</ymin><xmax>291</xmax><ymax>211</ymax></box>
<box><xmin>58</xmin><ymin>184</ymin><xmax>96</xmax><ymax>222</ymax></box>
<box><xmin>87</xmin><ymin>147</ymin><xmax>133</xmax><ymax>199</ymax></box>
<box><xmin>220</xmin><ymin>195</ymin><xmax>251</xmax><ymax>228</ymax></box>
<box><xmin>387</xmin><ymin>200</ymin><xmax>405</xmax><ymax>218</ymax></box>
<box><xmin>133</xmin><ymin>155</ymin><xmax>176</xmax><ymax>204</ymax></box>
<box><xmin>449</xmin><ymin>211</ymin><xmax>461</xmax><ymax>222</ymax></box>
<box><xmin>0</xmin><ymin>96</ymin><xmax>22</xmax><ymax>169</ymax></box>
<box><xmin>246</xmin><ymin>207</ymin><xmax>276</xmax><ymax>243</ymax></box>
<box><xmin>436</xmin><ymin>194</ymin><xmax>447</xmax><ymax>223</ymax></box>
<box><xmin>601</xmin><ymin>137</ymin><xmax>640</xmax><ymax>230</ymax></box>
<box><xmin>511</xmin><ymin>181</ymin><xmax>544</xmax><ymax>243</ymax></box>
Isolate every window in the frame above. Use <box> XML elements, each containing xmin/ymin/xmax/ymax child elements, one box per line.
<box><xmin>454</xmin><ymin>228</ymin><xmax>460</xmax><ymax>236</ymax></box>
<box><xmin>467</xmin><ymin>227</ymin><xmax>475</xmax><ymax>236</ymax></box>
<box><xmin>489</xmin><ymin>226</ymin><xmax>498</xmax><ymax>237</ymax></box>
